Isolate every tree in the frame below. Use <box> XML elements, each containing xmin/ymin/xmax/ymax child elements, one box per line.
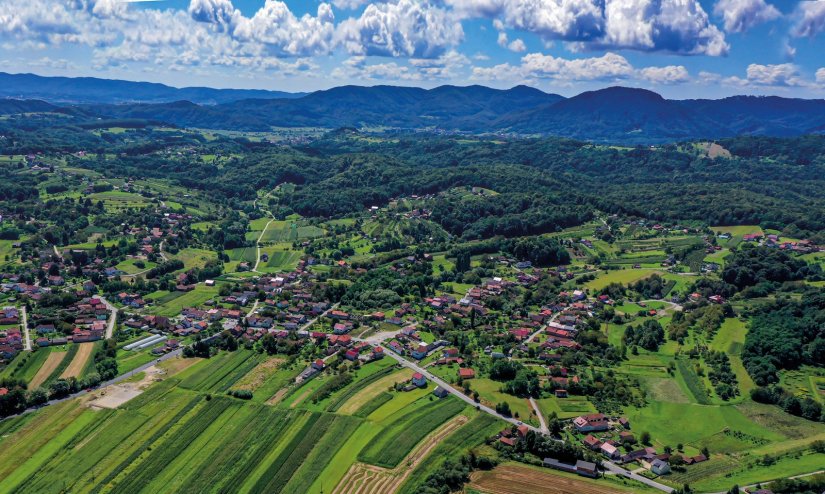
<box><xmin>640</xmin><ymin>431</ymin><xmax>651</xmax><ymax>445</ymax></box>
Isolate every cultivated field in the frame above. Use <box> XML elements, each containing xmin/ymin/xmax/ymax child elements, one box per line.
<box><xmin>29</xmin><ymin>350</ymin><xmax>66</xmax><ymax>388</ymax></box>
<box><xmin>467</xmin><ymin>464</ymin><xmax>657</xmax><ymax>494</ymax></box>
<box><xmin>60</xmin><ymin>342</ymin><xmax>94</xmax><ymax>379</ymax></box>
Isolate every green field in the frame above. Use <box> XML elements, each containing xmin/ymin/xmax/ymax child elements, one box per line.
<box><xmin>146</xmin><ymin>284</ymin><xmax>219</xmax><ymax>316</ymax></box>
<box><xmin>585</xmin><ymin>269</ymin><xmax>664</xmax><ymax>290</ymax></box>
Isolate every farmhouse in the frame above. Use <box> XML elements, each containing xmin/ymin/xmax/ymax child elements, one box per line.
<box><xmin>573</xmin><ymin>413</ymin><xmax>609</xmax><ymax>432</ymax></box>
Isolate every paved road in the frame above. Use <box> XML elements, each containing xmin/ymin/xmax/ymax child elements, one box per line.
<box><xmin>21</xmin><ymin>306</ymin><xmax>31</xmax><ymax>351</ymax></box>
<box><xmin>98</xmin><ymin>295</ymin><xmax>118</xmax><ymax>339</ymax></box>
<box><xmin>602</xmin><ymin>459</ymin><xmax>674</xmax><ymax>493</ymax></box>
<box><xmin>525</xmin><ymin>311</ymin><xmax>560</xmax><ymax>344</ymax></box>
<box><xmin>356</xmin><ymin>331</ymin><xmax>677</xmax><ymax>493</ymax></box>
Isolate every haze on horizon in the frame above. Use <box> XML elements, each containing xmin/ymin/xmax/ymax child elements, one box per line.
<box><xmin>1</xmin><ymin>0</ymin><xmax>825</xmax><ymax>99</ymax></box>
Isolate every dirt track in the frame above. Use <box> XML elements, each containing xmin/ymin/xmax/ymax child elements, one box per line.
<box><xmin>29</xmin><ymin>351</ymin><xmax>66</xmax><ymax>389</ymax></box>
<box><xmin>60</xmin><ymin>343</ymin><xmax>94</xmax><ymax>379</ymax></box>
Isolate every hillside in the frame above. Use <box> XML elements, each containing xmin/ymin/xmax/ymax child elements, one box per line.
<box><xmin>2</xmin><ymin>74</ymin><xmax>825</xmax><ymax>142</ymax></box>
<box><xmin>0</xmin><ymin>72</ymin><xmax>304</xmax><ymax>105</ymax></box>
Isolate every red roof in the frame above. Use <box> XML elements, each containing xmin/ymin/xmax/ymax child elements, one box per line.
<box><xmin>458</xmin><ymin>368</ymin><xmax>475</xmax><ymax>378</ymax></box>
<box><xmin>412</xmin><ymin>372</ymin><xmax>423</xmax><ymax>379</ymax></box>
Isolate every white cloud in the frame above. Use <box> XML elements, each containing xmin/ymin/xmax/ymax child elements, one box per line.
<box><xmin>337</xmin><ymin>0</ymin><xmax>463</xmax><ymax>58</ymax></box>
<box><xmin>791</xmin><ymin>0</ymin><xmax>825</xmax><ymax>37</ymax></box>
<box><xmin>496</xmin><ymin>29</ymin><xmax>526</xmax><ymax>51</ymax></box>
<box><xmin>447</xmin><ymin>0</ymin><xmax>728</xmax><ymax>55</ymax></box>
<box><xmin>507</xmin><ymin>38</ymin><xmax>527</xmax><ymax>51</ymax></box>
<box><xmin>817</xmin><ymin>67</ymin><xmax>825</xmax><ymax>84</ymax></box>
<box><xmin>233</xmin><ymin>2</ymin><xmax>335</xmax><ymax>56</ymax></box>
<box><xmin>713</xmin><ymin>0</ymin><xmax>780</xmax><ymax>33</ymax></box>
<box><xmin>472</xmin><ymin>51</ymin><xmax>634</xmax><ymax>82</ymax></box>
<box><xmin>639</xmin><ymin>65</ymin><xmax>690</xmax><ymax>84</ymax></box>
<box><xmin>745</xmin><ymin>63</ymin><xmax>806</xmax><ymax>86</ymax></box>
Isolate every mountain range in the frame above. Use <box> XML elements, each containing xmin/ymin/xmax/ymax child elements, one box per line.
<box><xmin>2</xmin><ymin>72</ymin><xmax>824</xmax><ymax>143</ymax></box>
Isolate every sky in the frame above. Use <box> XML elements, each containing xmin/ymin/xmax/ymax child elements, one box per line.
<box><xmin>1</xmin><ymin>0</ymin><xmax>825</xmax><ymax>98</ymax></box>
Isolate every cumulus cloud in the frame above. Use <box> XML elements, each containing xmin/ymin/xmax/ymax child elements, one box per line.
<box><xmin>447</xmin><ymin>0</ymin><xmax>728</xmax><ymax>55</ymax></box>
<box><xmin>337</xmin><ymin>0</ymin><xmax>463</xmax><ymax>58</ymax></box>
<box><xmin>791</xmin><ymin>0</ymin><xmax>825</xmax><ymax>37</ymax></box>
<box><xmin>472</xmin><ymin>51</ymin><xmax>634</xmax><ymax>81</ymax></box>
<box><xmin>817</xmin><ymin>67</ymin><xmax>825</xmax><ymax>84</ymax></box>
<box><xmin>639</xmin><ymin>65</ymin><xmax>690</xmax><ymax>84</ymax></box>
<box><xmin>232</xmin><ymin>2</ymin><xmax>335</xmax><ymax>56</ymax></box>
<box><xmin>745</xmin><ymin>63</ymin><xmax>805</xmax><ymax>86</ymax></box>
<box><xmin>713</xmin><ymin>0</ymin><xmax>781</xmax><ymax>33</ymax></box>
<box><xmin>496</xmin><ymin>30</ymin><xmax>526</xmax><ymax>51</ymax></box>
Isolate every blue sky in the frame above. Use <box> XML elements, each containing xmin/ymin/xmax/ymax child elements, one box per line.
<box><xmin>1</xmin><ymin>0</ymin><xmax>824</xmax><ymax>98</ymax></box>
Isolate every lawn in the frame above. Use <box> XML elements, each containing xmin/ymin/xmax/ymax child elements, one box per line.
<box><xmin>115</xmin><ymin>258</ymin><xmax>157</xmax><ymax>274</ymax></box>
<box><xmin>471</xmin><ymin>377</ymin><xmax>537</xmax><ymax>426</ymax></box>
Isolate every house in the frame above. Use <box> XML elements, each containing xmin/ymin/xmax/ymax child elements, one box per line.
<box><xmin>542</xmin><ymin>458</ymin><xmax>598</xmax><ymax>478</ymax></box>
<box><xmin>311</xmin><ymin>359</ymin><xmax>326</xmax><ymax>371</ymax></box>
<box><xmin>573</xmin><ymin>413</ymin><xmax>609</xmax><ymax>432</ymax></box>
<box><xmin>432</xmin><ymin>386</ymin><xmax>450</xmax><ymax>398</ymax></box>
<box><xmin>411</xmin><ymin>372</ymin><xmax>427</xmax><ymax>387</ymax></box>
<box><xmin>575</xmin><ymin>460</ymin><xmax>598</xmax><ymax>478</ymax></box>
<box><xmin>583</xmin><ymin>435</ymin><xmax>601</xmax><ymax>450</ymax></box>
<box><xmin>600</xmin><ymin>442</ymin><xmax>620</xmax><ymax>459</ymax></box>
<box><xmin>619</xmin><ymin>431</ymin><xmax>635</xmax><ymax>443</ymax></box>
<box><xmin>649</xmin><ymin>458</ymin><xmax>670</xmax><ymax>475</ymax></box>
<box><xmin>499</xmin><ymin>436</ymin><xmax>517</xmax><ymax>447</ymax></box>
<box><xmin>411</xmin><ymin>344</ymin><xmax>429</xmax><ymax>360</ymax></box>
<box><xmin>344</xmin><ymin>349</ymin><xmax>359</xmax><ymax>361</ymax></box>
<box><xmin>618</xmin><ymin>417</ymin><xmax>630</xmax><ymax>429</ymax></box>
<box><xmin>458</xmin><ymin>368</ymin><xmax>475</xmax><ymax>379</ymax></box>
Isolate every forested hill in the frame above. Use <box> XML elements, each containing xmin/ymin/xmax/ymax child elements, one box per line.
<box><xmin>0</xmin><ymin>72</ymin><xmax>305</xmax><ymax>105</ymax></box>
<box><xmin>2</xmin><ymin>74</ymin><xmax>825</xmax><ymax>142</ymax></box>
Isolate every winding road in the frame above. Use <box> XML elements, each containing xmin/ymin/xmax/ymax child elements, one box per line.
<box><xmin>354</xmin><ymin>331</ymin><xmax>676</xmax><ymax>493</ymax></box>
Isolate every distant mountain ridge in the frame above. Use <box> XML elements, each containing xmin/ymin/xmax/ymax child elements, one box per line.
<box><xmin>0</xmin><ymin>72</ymin><xmax>305</xmax><ymax>105</ymax></box>
<box><xmin>1</xmin><ymin>73</ymin><xmax>824</xmax><ymax>143</ymax></box>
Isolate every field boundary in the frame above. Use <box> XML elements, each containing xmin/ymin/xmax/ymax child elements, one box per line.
<box><xmin>331</xmin><ymin>414</ymin><xmax>468</xmax><ymax>494</ymax></box>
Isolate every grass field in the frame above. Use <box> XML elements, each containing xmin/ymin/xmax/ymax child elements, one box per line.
<box><xmin>167</xmin><ymin>248</ymin><xmax>218</xmax><ymax>271</ymax></box>
<box><xmin>115</xmin><ymin>258</ymin><xmax>157</xmax><ymax>274</ymax></box>
<box><xmin>147</xmin><ymin>284</ymin><xmax>219</xmax><ymax>316</ymax></box>
<box><xmin>585</xmin><ymin>269</ymin><xmax>663</xmax><ymax>291</ymax></box>
<box><xmin>471</xmin><ymin>377</ymin><xmax>537</xmax><ymax>426</ymax></box>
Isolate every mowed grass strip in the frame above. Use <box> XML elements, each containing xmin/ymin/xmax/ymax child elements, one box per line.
<box><xmin>326</xmin><ymin>366</ymin><xmax>395</xmax><ymax>412</ymax></box>
<box><xmin>353</xmin><ymin>391</ymin><xmax>394</xmax><ymax>418</ymax></box>
<box><xmin>358</xmin><ymin>397</ymin><xmax>466</xmax><ymax>468</ymax></box>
